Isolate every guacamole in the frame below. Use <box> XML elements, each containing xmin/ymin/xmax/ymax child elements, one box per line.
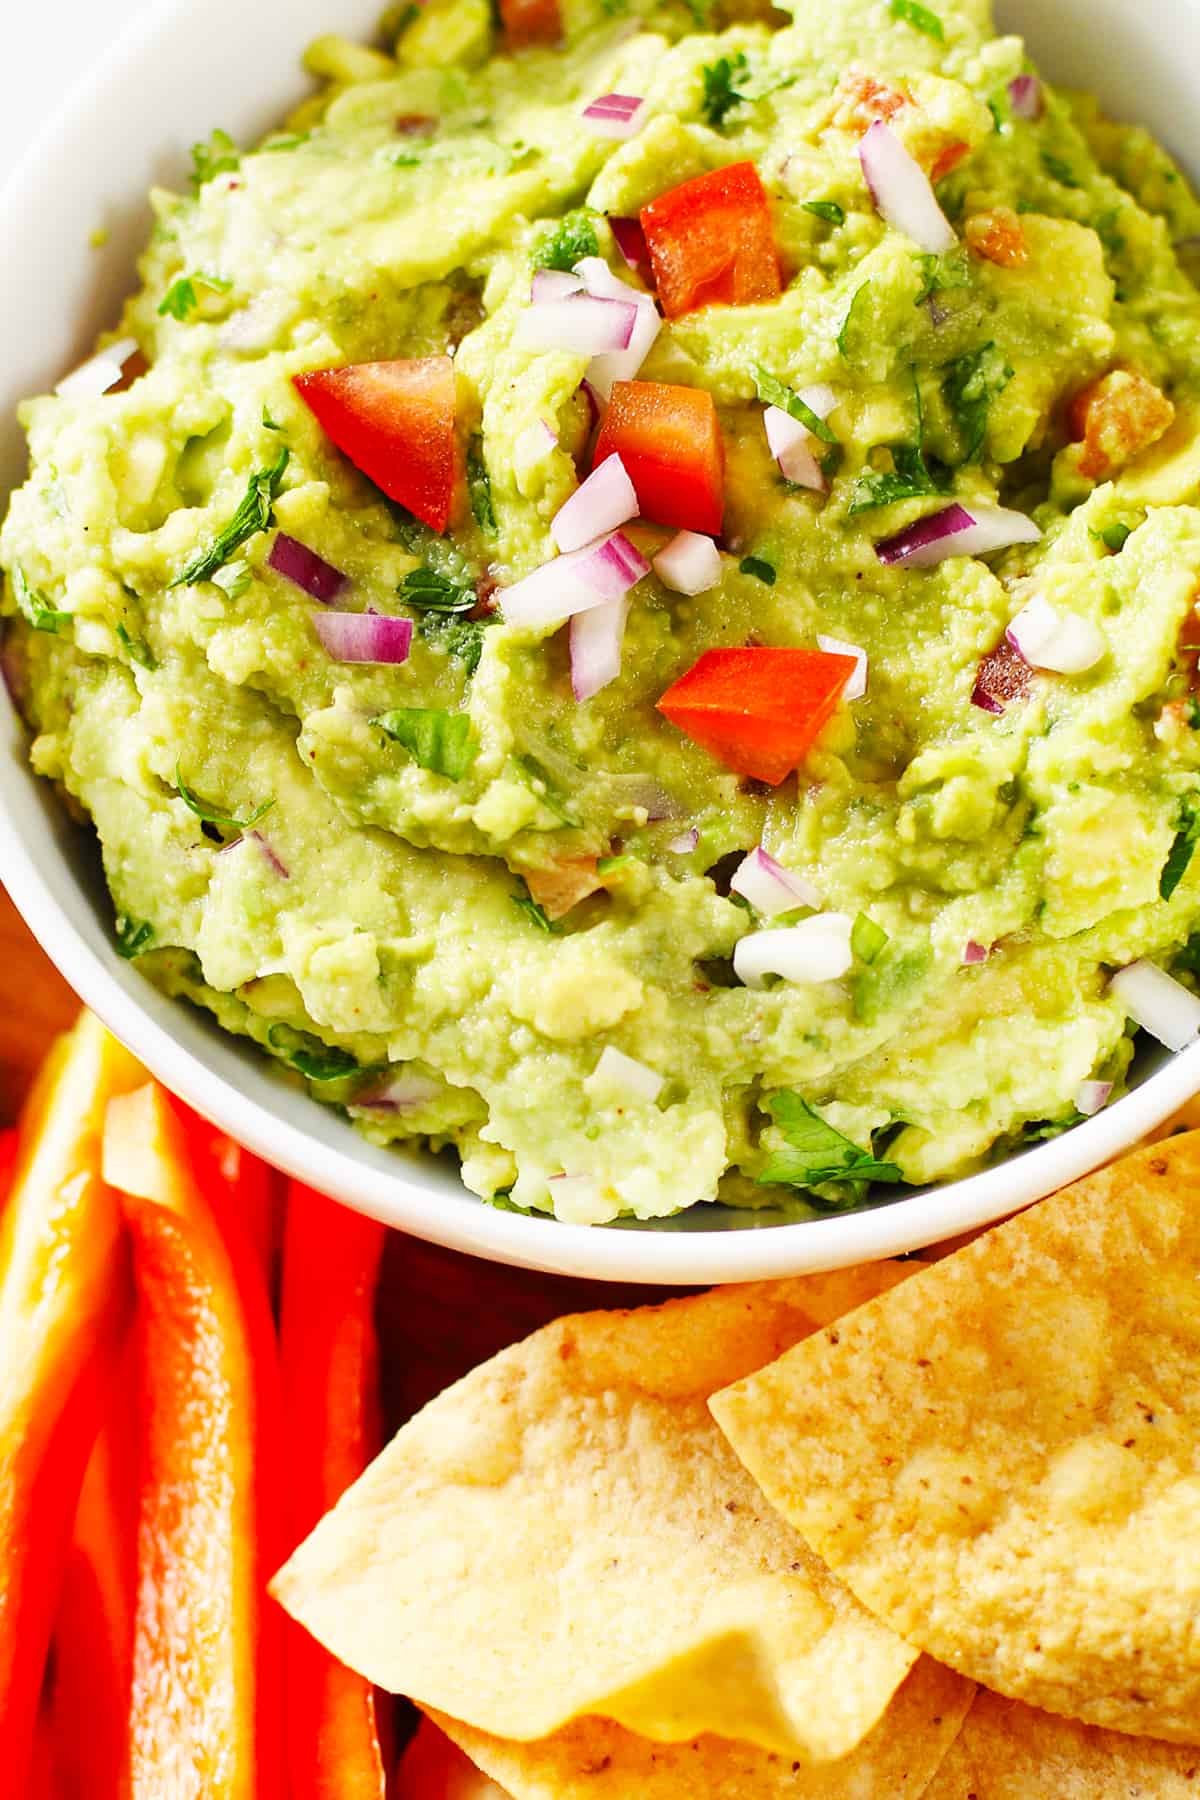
<box><xmin>8</xmin><ymin>0</ymin><xmax>1200</xmax><ymax>1224</ymax></box>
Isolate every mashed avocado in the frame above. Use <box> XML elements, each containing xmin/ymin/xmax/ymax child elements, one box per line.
<box><xmin>7</xmin><ymin>0</ymin><xmax>1200</xmax><ymax>1223</ymax></box>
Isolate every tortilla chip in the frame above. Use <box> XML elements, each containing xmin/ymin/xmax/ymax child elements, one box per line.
<box><xmin>273</xmin><ymin>1268</ymin><xmax>918</xmax><ymax>1762</ymax></box>
<box><xmin>433</xmin><ymin>1655</ymin><xmax>974</xmax><ymax>1800</ymax></box>
<box><xmin>711</xmin><ymin>1133</ymin><xmax>1200</xmax><ymax>1744</ymax></box>
<box><xmin>923</xmin><ymin>1690</ymin><xmax>1200</xmax><ymax>1798</ymax></box>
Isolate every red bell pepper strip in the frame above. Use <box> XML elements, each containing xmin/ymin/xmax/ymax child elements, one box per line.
<box><xmin>280</xmin><ymin>1183</ymin><xmax>388</xmax><ymax>1800</ymax></box>
<box><xmin>294</xmin><ymin>357</ymin><xmax>458</xmax><ymax>532</ymax></box>
<box><xmin>498</xmin><ymin>0</ymin><xmax>560</xmax><ymax>46</ymax></box>
<box><xmin>102</xmin><ymin>1082</ymin><xmax>284</xmax><ymax>1800</ymax></box>
<box><xmin>593</xmin><ymin>380</ymin><xmax>724</xmax><ymax>535</ymax></box>
<box><xmin>640</xmin><ymin>162</ymin><xmax>782</xmax><ymax>319</ymax></box>
<box><xmin>0</xmin><ymin>1014</ymin><xmax>141</xmax><ymax>1798</ymax></box>
<box><xmin>0</xmin><ymin>1126</ymin><xmax>18</xmax><ymax>1206</ymax></box>
<box><xmin>185</xmin><ymin>1111</ymin><xmax>284</xmax><ymax>1288</ymax></box>
<box><xmin>657</xmin><ymin>646</ymin><xmax>858</xmax><ymax>785</ymax></box>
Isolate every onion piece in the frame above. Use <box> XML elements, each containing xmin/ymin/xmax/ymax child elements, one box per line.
<box><xmin>764</xmin><ymin>406</ymin><xmax>825</xmax><ymax>490</ymax></box>
<box><xmin>548</xmin><ymin>1174</ymin><xmax>617</xmax><ymax>1224</ymax></box>
<box><xmin>55</xmin><ymin>336</ymin><xmax>140</xmax><ymax>402</ymax></box>
<box><xmin>667</xmin><ymin>827</ymin><xmax>699</xmax><ymax>853</ymax></box>
<box><xmin>552</xmin><ymin>453</ymin><xmax>639</xmax><ymax>552</ymax></box>
<box><xmin>606</xmin><ymin>774</ymin><xmax>684</xmax><ymax>820</ymax></box>
<box><xmin>514</xmin><ymin>293</ymin><xmax>639</xmax><ymax>356</ymax></box>
<box><xmin>530</xmin><ymin>269</ymin><xmax>584</xmax><ymax>305</ymax></box>
<box><xmin>730</xmin><ymin>847</ymin><xmax>821</xmax><ymax>918</ymax></box>
<box><xmin>1075</xmin><ymin>1078</ymin><xmax>1112</xmax><ymax>1117</ymax></box>
<box><xmin>269</xmin><ymin>533</ymin><xmax>347</xmax><ymax>602</ymax></box>
<box><xmin>583</xmin><ymin>1043</ymin><xmax>664</xmax><ymax>1103</ymax></box>
<box><xmin>247</xmin><ymin>830</ymin><xmax>289</xmax><ymax>879</ymax></box>
<box><xmin>582</xmin><ymin>93</ymin><xmax>646</xmax><ymax>139</ymax></box>
<box><xmin>733</xmin><ymin>913</ymin><xmax>854</xmax><ymax>988</ymax></box>
<box><xmin>961</xmin><ymin>939</ymin><xmax>990</xmax><ymax>966</ymax></box>
<box><xmin>1110</xmin><ymin>959</ymin><xmax>1200</xmax><ymax>1051</ymax></box>
<box><xmin>313</xmin><ymin>610</ymin><xmax>413</xmax><ymax>664</ymax></box>
<box><xmin>1006</xmin><ymin>594</ymin><xmax>1106</xmax><ymax>674</ymax></box>
<box><xmin>1007</xmin><ymin>73</ymin><xmax>1043</xmax><ymax>120</ymax></box>
<box><xmin>653</xmin><ymin>530</ymin><xmax>722</xmax><ymax>595</ymax></box>
<box><xmin>570</xmin><ymin>594</ymin><xmax>629</xmax><ymax>700</ymax></box>
<box><xmin>499</xmin><ymin>530</ymin><xmax>649</xmax><ymax>628</ymax></box>
<box><xmin>355</xmin><ymin>1071</ymin><xmax>441</xmax><ymax>1112</ymax></box>
<box><xmin>858</xmin><ymin>121</ymin><xmax>957</xmax><ymax>253</ymax></box>
<box><xmin>609</xmin><ymin>215</ymin><xmax>649</xmax><ymax>270</ymax></box>
<box><xmin>574</xmin><ymin>256</ymin><xmax>661</xmax><ymax>400</ymax></box>
<box><xmin>816</xmin><ymin>633</ymin><xmax>867</xmax><ymax>700</ymax></box>
<box><xmin>876</xmin><ymin>502</ymin><xmax>1041</xmax><ymax>568</ymax></box>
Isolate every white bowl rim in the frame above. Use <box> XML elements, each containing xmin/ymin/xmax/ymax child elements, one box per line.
<box><xmin>5</xmin><ymin>0</ymin><xmax>1200</xmax><ymax>1285</ymax></box>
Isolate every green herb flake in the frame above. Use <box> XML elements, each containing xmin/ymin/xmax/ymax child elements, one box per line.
<box><xmin>157</xmin><ymin>271</ymin><xmax>232</xmax><ymax>321</ymax></box>
<box><xmin>175</xmin><ymin>761</ymin><xmax>275</xmax><ymax>836</ymax></box>
<box><xmin>418</xmin><ymin>612</ymin><xmax>487</xmax><ymax>675</ymax></box>
<box><xmin>1161</xmin><ymin>792</ymin><xmax>1200</xmax><ymax>901</ymax></box>
<box><xmin>262</xmin><ymin>407</ymin><xmax>284</xmax><ymax>432</ymax></box>
<box><xmin>212</xmin><ymin>560</ymin><xmax>253</xmax><ymax>601</ymax></box>
<box><xmin>261</xmin><ymin>131</ymin><xmax>311</xmax><ymax>153</ymax></box>
<box><xmin>512</xmin><ymin>753</ymin><xmax>580</xmax><ymax>826</ymax></box>
<box><xmin>914</xmin><ymin>247</ymin><xmax>971</xmax><ymax>305</ymax></box>
<box><xmin>266</xmin><ymin>1023</ymin><xmax>362</xmax><ymax>1083</ymax></box>
<box><xmin>512</xmin><ymin>886</ymin><xmax>559</xmax><ymax>932</ymax></box>
<box><xmin>1096</xmin><ymin>521</ymin><xmax>1132</xmax><ymax>554</ymax></box>
<box><xmin>700</xmin><ymin>53</ymin><xmax>750</xmax><ymax>131</ymax></box>
<box><xmin>532</xmin><ymin>210</ymin><xmax>600</xmax><ymax>273</ymax></box>
<box><xmin>848</xmin><ymin>442</ymin><xmax>947</xmax><ymax>512</ymax></box>
<box><xmin>836</xmin><ymin>281</ymin><xmax>873</xmax><ymax>363</ymax></box>
<box><xmin>758</xmin><ymin>1090</ymin><xmax>904</xmax><ymax>1197</ymax></box>
<box><xmin>116</xmin><ymin>623</ymin><xmax>156</xmax><ymax>669</ymax></box>
<box><xmin>372</xmin><ymin>706</ymin><xmax>477</xmax><ymax>781</ymax></box>
<box><xmin>190</xmin><ymin>128</ymin><xmax>240</xmax><ymax>191</ymax></box>
<box><xmin>752</xmin><ymin>365</ymin><xmax>837</xmax><ymax>442</ymax></box>
<box><xmin>172</xmin><ymin>447</ymin><xmax>289</xmax><ymax>587</ymax></box>
<box><xmin>597</xmin><ymin>852</ymin><xmax>639</xmax><ymax>876</ymax></box>
<box><xmin>802</xmin><ymin>199</ymin><xmax>845</xmax><ymax>226</ymax></box>
<box><xmin>942</xmin><ymin>341</ymin><xmax>1013</xmax><ymax>462</ymax></box>
<box><xmin>467</xmin><ymin>441</ymin><xmax>496</xmax><ymax>535</ymax></box>
<box><xmin>11</xmin><ymin>566</ymin><xmax>70</xmax><ymax>634</ymax></box>
<box><xmin>399</xmin><ymin>567</ymin><xmax>476</xmax><ymax>613</ymax></box>
<box><xmin>1042</xmin><ymin>151</ymin><xmax>1081</xmax><ymax>189</ymax></box>
<box><xmin>851</xmin><ymin>913</ymin><xmax>888</xmax><ymax>964</ymax></box>
<box><xmin>888</xmin><ymin>0</ymin><xmax>944</xmax><ymax>38</ymax></box>
<box><xmin>739</xmin><ymin>555</ymin><xmax>776</xmax><ymax>585</ymax></box>
<box><xmin>115</xmin><ymin>916</ymin><xmax>154</xmax><ymax>960</ymax></box>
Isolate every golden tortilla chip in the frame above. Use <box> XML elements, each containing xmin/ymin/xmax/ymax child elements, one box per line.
<box><xmin>923</xmin><ymin>1690</ymin><xmax>1200</xmax><ymax>1798</ymax></box>
<box><xmin>432</xmin><ymin>1655</ymin><xmax>974</xmax><ymax>1800</ymax></box>
<box><xmin>273</xmin><ymin>1268</ymin><xmax>917</xmax><ymax>1761</ymax></box>
<box><xmin>712</xmin><ymin>1133</ymin><xmax>1200</xmax><ymax>1744</ymax></box>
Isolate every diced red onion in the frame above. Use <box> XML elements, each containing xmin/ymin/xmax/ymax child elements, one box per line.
<box><xmin>609</xmin><ymin>215</ymin><xmax>649</xmax><ymax>270</ymax></box>
<box><xmin>583</xmin><ymin>1043</ymin><xmax>664</xmax><ymax>1102</ymax></box>
<box><xmin>764</xmin><ymin>406</ymin><xmax>825</xmax><ymax>490</ymax></box>
<box><xmin>816</xmin><ymin>633</ymin><xmax>867</xmax><ymax>700</ymax></box>
<box><xmin>972</xmin><ymin>639</ymin><xmax>1032</xmax><ymax>714</ymax></box>
<box><xmin>731</xmin><ymin>847</ymin><xmax>821</xmax><ymax>918</ymax></box>
<box><xmin>218</xmin><ymin>295</ymin><xmax>291</xmax><ymax>352</ymax></box>
<box><xmin>582</xmin><ymin>93</ymin><xmax>645</xmax><ymax>139</ymax></box>
<box><xmin>55</xmin><ymin>336</ymin><xmax>140</xmax><ymax>402</ymax></box>
<box><xmin>1007</xmin><ymin>74</ymin><xmax>1043</xmax><ymax>120</ymax></box>
<box><xmin>876</xmin><ymin>502</ymin><xmax>1041</xmax><ymax>568</ymax></box>
<box><xmin>1075</xmin><ymin>1078</ymin><xmax>1112</xmax><ymax>1116</ymax></box>
<box><xmin>248</xmin><ymin>830</ymin><xmax>289</xmax><ymax>878</ymax></box>
<box><xmin>733</xmin><ymin>913</ymin><xmax>854</xmax><ymax>988</ymax></box>
<box><xmin>356</xmin><ymin>1071</ymin><xmax>441</xmax><ymax>1112</ymax></box>
<box><xmin>1006</xmin><ymin>594</ymin><xmax>1106</xmax><ymax>674</ymax></box>
<box><xmin>961</xmin><ymin>939</ymin><xmax>990</xmax><ymax>965</ymax></box>
<box><xmin>667</xmin><ymin>828</ymin><xmax>699</xmax><ymax>853</ymax></box>
<box><xmin>1110</xmin><ymin>959</ymin><xmax>1200</xmax><ymax>1051</ymax></box>
<box><xmin>653</xmin><ymin>530</ymin><xmax>722</xmax><ymax>595</ymax></box>
<box><xmin>606</xmin><ymin>774</ymin><xmax>684</xmax><ymax>821</ymax></box>
<box><xmin>517</xmin><ymin>419</ymin><xmax>558</xmax><ymax>467</ymax></box>
<box><xmin>858</xmin><ymin>121</ymin><xmax>957</xmax><ymax>254</ymax></box>
<box><xmin>574</xmin><ymin>256</ymin><xmax>661</xmax><ymax>400</ymax></box>
<box><xmin>499</xmin><ymin>530</ymin><xmax>649</xmax><ymax>628</ymax></box>
<box><xmin>570</xmin><ymin>594</ymin><xmax>629</xmax><ymax>700</ymax></box>
<box><xmin>269</xmin><ymin>533</ymin><xmax>347</xmax><ymax>602</ymax></box>
<box><xmin>530</xmin><ymin>269</ymin><xmax>584</xmax><ymax>305</ymax></box>
<box><xmin>313</xmin><ymin>610</ymin><xmax>413</xmax><ymax>664</ymax></box>
<box><xmin>552</xmin><ymin>452</ymin><xmax>638</xmax><ymax>552</ymax></box>
<box><xmin>514</xmin><ymin>293</ymin><xmax>639</xmax><ymax>356</ymax></box>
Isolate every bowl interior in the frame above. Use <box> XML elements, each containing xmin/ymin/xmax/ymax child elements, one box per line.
<box><xmin>4</xmin><ymin>0</ymin><xmax>1200</xmax><ymax>1283</ymax></box>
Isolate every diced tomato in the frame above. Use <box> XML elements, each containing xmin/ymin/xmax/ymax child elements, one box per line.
<box><xmin>593</xmin><ymin>381</ymin><xmax>724</xmax><ymax>535</ymax></box>
<box><xmin>964</xmin><ymin>206</ymin><xmax>1027</xmax><ymax>268</ymax></box>
<box><xmin>294</xmin><ymin>357</ymin><xmax>458</xmax><ymax>533</ymax></box>
<box><xmin>1067</xmin><ymin>368</ymin><xmax>1175</xmax><ymax>482</ymax></box>
<box><xmin>498</xmin><ymin>0</ymin><xmax>560</xmax><ymax>46</ymax></box>
<box><xmin>657</xmin><ymin>646</ymin><xmax>858</xmax><ymax>785</ymax></box>
<box><xmin>928</xmin><ymin>139</ymin><xmax>970</xmax><ymax>184</ymax></box>
<box><xmin>639</xmin><ymin>163</ymin><xmax>782</xmax><ymax>319</ymax></box>
<box><xmin>524</xmin><ymin>858</ymin><xmax>604</xmax><ymax>921</ymax></box>
<box><xmin>831</xmin><ymin>69</ymin><xmax>909</xmax><ymax>133</ymax></box>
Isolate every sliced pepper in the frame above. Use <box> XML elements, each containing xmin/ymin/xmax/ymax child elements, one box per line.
<box><xmin>103</xmin><ymin>1083</ymin><xmax>284</xmax><ymax>1800</ymax></box>
<box><xmin>657</xmin><ymin>646</ymin><xmax>858</xmax><ymax>785</ymax></box>
<box><xmin>0</xmin><ymin>1013</ymin><xmax>141</xmax><ymax>1797</ymax></box>
<box><xmin>0</xmin><ymin>1126</ymin><xmax>18</xmax><ymax>1205</ymax></box>
<box><xmin>281</xmin><ymin>1183</ymin><xmax>388</xmax><ymax>1800</ymax></box>
<box><xmin>640</xmin><ymin>162</ymin><xmax>782</xmax><ymax>319</ymax></box>
<box><xmin>593</xmin><ymin>381</ymin><xmax>724</xmax><ymax>535</ymax></box>
<box><xmin>294</xmin><ymin>357</ymin><xmax>458</xmax><ymax>532</ymax></box>
<box><xmin>186</xmin><ymin>1113</ymin><xmax>283</xmax><ymax>1286</ymax></box>
<box><xmin>498</xmin><ymin>0</ymin><xmax>560</xmax><ymax>46</ymax></box>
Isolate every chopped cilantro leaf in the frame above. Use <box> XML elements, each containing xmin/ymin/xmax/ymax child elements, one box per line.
<box><xmin>467</xmin><ymin>440</ymin><xmax>496</xmax><ymax>534</ymax></box>
<box><xmin>851</xmin><ymin>913</ymin><xmax>888</xmax><ymax>963</ymax></box>
<box><xmin>848</xmin><ymin>442</ymin><xmax>948</xmax><ymax>512</ymax></box>
<box><xmin>758</xmin><ymin>1090</ymin><xmax>904</xmax><ymax>1198</ymax></box>
<box><xmin>512</xmin><ymin>886</ymin><xmax>558</xmax><ymax>932</ymax></box>
<box><xmin>753</xmin><ymin>365</ymin><xmax>837</xmax><ymax>442</ymax></box>
<box><xmin>418</xmin><ymin>611</ymin><xmax>487</xmax><ymax>675</ymax></box>
<box><xmin>532</xmin><ymin>210</ymin><xmax>600</xmax><ymax>273</ymax></box>
<box><xmin>1161</xmin><ymin>793</ymin><xmax>1200</xmax><ymax>901</ymax></box>
<box><xmin>213</xmin><ymin>560</ymin><xmax>253</xmax><ymax>600</ymax></box>
<box><xmin>172</xmin><ymin>447</ymin><xmax>289</xmax><ymax>587</ymax></box>
<box><xmin>266</xmin><ymin>1023</ymin><xmax>363</xmax><ymax>1083</ymax></box>
<box><xmin>513</xmin><ymin>753</ymin><xmax>580</xmax><ymax>826</ymax></box>
<box><xmin>802</xmin><ymin>199</ymin><xmax>845</xmax><ymax>225</ymax></box>
<box><xmin>1095</xmin><ymin>521</ymin><xmax>1132</xmax><ymax>554</ymax></box>
<box><xmin>115</xmin><ymin>916</ymin><xmax>154</xmax><ymax>960</ymax></box>
<box><xmin>175</xmin><ymin>762</ymin><xmax>275</xmax><ymax>836</ymax></box>
<box><xmin>11</xmin><ymin>565</ymin><xmax>70</xmax><ymax>633</ymax></box>
<box><xmin>888</xmin><ymin>0</ymin><xmax>944</xmax><ymax>38</ymax></box>
<box><xmin>117</xmin><ymin>623</ymin><xmax>156</xmax><ymax>669</ymax></box>
<box><xmin>157</xmin><ymin>271</ymin><xmax>232</xmax><ymax>321</ymax></box>
<box><xmin>190</xmin><ymin>128</ymin><xmax>239</xmax><ymax>191</ymax></box>
<box><xmin>1042</xmin><ymin>151</ymin><xmax>1081</xmax><ymax>188</ymax></box>
<box><xmin>739</xmin><ymin>555</ymin><xmax>776</xmax><ymax>585</ymax></box>
<box><xmin>700</xmin><ymin>54</ymin><xmax>750</xmax><ymax>131</ymax></box>
<box><xmin>262</xmin><ymin>407</ymin><xmax>284</xmax><ymax>431</ymax></box>
<box><xmin>836</xmin><ymin>281</ymin><xmax>873</xmax><ymax>363</ymax></box>
<box><xmin>914</xmin><ymin>247</ymin><xmax>970</xmax><ymax>305</ymax></box>
<box><xmin>942</xmin><ymin>341</ymin><xmax>1013</xmax><ymax>462</ymax></box>
<box><xmin>261</xmin><ymin>131</ymin><xmax>310</xmax><ymax>153</ymax></box>
<box><xmin>372</xmin><ymin>706</ymin><xmax>477</xmax><ymax>780</ymax></box>
<box><xmin>399</xmin><ymin>567</ymin><xmax>476</xmax><ymax>613</ymax></box>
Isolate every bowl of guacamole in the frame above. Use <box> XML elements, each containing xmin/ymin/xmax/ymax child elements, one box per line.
<box><xmin>6</xmin><ymin>0</ymin><xmax>1200</xmax><ymax>1277</ymax></box>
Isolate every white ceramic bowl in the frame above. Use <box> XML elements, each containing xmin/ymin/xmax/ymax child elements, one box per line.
<box><xmin>5</xmin><ymin>0</ymin><xmax>1200</xmax><ymax>1283</ymax></box>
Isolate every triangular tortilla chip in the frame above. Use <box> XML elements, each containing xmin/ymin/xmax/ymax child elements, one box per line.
<box><xmin>712</xmin><ymin>1133</ymin><xmax>1200</xmax><ymax>1744</ymax></box>
<box><xmin>923</xmin><ymin>1690</ymin><xmax>1200</xmax><ymax>1798</ymax></box>
<box><xmin>432</xmin><ymin>1655</ymin><xmax>974</xmax><ymax>1800</ymax></box>
<box><xmin>273</xmin><ymin>1268</ymin><xmax>918</xmax><ymax>1762</ymax></box>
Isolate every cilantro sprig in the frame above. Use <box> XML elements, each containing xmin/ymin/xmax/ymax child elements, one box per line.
<box><xmin>372</xmin><ymin>707</ymin><xmax>477</xmax><ymax>780</ymax></box>
<box><xmin>942</xmin><ymin>341</ymin><xmax>1013</xmax><ymax>462</ymax></box>
<box><xmin>753</xmin><ymin>365</ymin><xmax>837</xmax><ymax>442</ymax></box>
<box><xmin>512</xmin><ymin>885</ymin><xmax>559</xmax><ymax>932</ymax></box>
<box><xmin>739</xmin><ymin>555</ymin><xmax>776</xmax><ymax>585</ymax></box>
<box><xmin>467</xmin><ymin>442</ymin><xmax>496</xmax><ymax>535</ymax></box>
<box><xmin>175</xmin><ymin>761</ymin><xmax>275</xmax><ymax>836</ymax></box>
<box><xmin>158</xmin><ymin>271</ymin><xmax>232</xmax><ymax>321</ymax></box>
<box><xmin>115</xmin><ymin>916</ymin><xmax>154</xmax><ymax>960</ymax></box>
<box><xmin>758</xmin><ymin>1091</ymin><xmax>904</xmax><ymax>1199</ymax></box>
<box><xmin>11</xmin><ymin>566</ymin><xmax>70</xmax><ymax>634</ymax></box>
<box><xmin>803</xmin><ymin>199</ymin><xmax>845</xmax><ymax>226</ymax></box>
<box><xmin>172</xmin><ymin>448</ymin><xmax>289</xmax><ymax>587</ymax></box>
<box><xmin>266</xmin><ymin>1023</ymin><xmax>365</xmax><ymax>1084</ymax></box>
<box><xmin>190</xmin><ymin>128</ymin><xmax>240</xmax><ymax>190</ymax></box>
<box><xmin>399</xmin><ymin>567</ymin><xmax>477</xmax><ymax>613</ymax></box>
<box><xmin>532</xmin><ymin>210</ymin><xmax>600</xmax><ymax>273</ymax></box>
<box><xmin>700</xmin><ymin>53</ymin><xmax>750</xmax><ymax>130</ymax></box>
<box><xmin>1161</xmin><ymin>793</ymin><xmax>1200</xmax><ymax>901</ymax></box>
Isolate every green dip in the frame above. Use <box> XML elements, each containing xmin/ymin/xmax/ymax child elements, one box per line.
<box><xmin>7</xmin><ymin>0</ymin><xmax>1200</xmax><ymax>1223</ymax></box>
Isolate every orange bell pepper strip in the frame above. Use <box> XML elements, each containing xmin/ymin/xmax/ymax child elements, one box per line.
<box><xmin>657</xmin><ymin>645</ymin><xmax>859</xmax><ymax>785</ymax></box>
<box><xmin>593</xmin><ymin>381</ymin><xmax>725</xmax><ymax>536</ymax></box>
<box><xmin>294</xmin><ymin>357</ymin><xmax>458</xmax><ymax>532</ymax></box>
<box><xmin>280</xmin><ymin>1183</ymin><xmax>388</xmax><ymax>1800</ymax></box>
<box><xmin>640</xmin><ymin>162</ymin><xmax>782</xmax><ymax>319</ymax></box>
<box><xmin>102</xmin><ymin>1082</ymin><xmax>284</xmax><ymax>1800</ymax></box>
<box><xmin>0</xmin><ymin>1013</ymin><xmax>141</xmax><ymax>1797</ymax></box>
